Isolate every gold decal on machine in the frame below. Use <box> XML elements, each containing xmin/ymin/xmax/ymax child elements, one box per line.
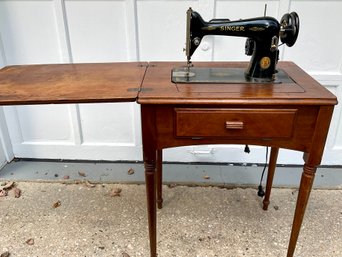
<box><xmin>220</xmin><ymin>26</ymin><xmax>245</xmax><ymax>31</ymax></box>
<box><xmin>260</xmin><ymin>57</ymin><xmax>271</xmax><ymax>69</ymax></box>
<box><xmin>249</xmin><ymin>27</ymin><xmax>265</xmax><ymax>32</ymax></box>
<box><xmin>203</xmin><ymin>26</ymin><xmax>216</xmax><ymax>31</ymax></box>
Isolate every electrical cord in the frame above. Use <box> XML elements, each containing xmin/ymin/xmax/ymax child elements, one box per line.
<box><xmin>244</xmin><ymin>145</ymin><xmax>269</xmax><ymax>197</ymax></box>
<box><xmin>257</xmin><ymin>146</ymin><xmax>269</xmax><ymax>197</ymax></box>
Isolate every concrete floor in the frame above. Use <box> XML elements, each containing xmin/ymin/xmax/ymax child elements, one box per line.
<box><xmin>0</xmin><ymin>182</ymin><xmax>341</xmax><ymax>257</ymax></box>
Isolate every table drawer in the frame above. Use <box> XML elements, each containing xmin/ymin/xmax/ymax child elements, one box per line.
<box><xmin>175</xmin><ymin>108</ymin><xmax>297</xmax><ymax>139</ymax></box>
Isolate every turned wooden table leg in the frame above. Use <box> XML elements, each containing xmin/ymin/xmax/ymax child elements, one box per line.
<box><xmin>145</xmin><ymin>160</ymin><xmax>157</xmax><ymax>257</ymax></box>
<box><xmin>156</xmin><ymin>149</ymin><xmax>163</xmax><ymax>209</ymax></box>
<box><xmin>286</xmin><ymin>106</ymin><xmax>334</xmax><ymax>257</ymax></box>
<box><xmin>141</xmin><ymin>105</ymin><xmax>158</xmax><ymax>257</ymax></box>
<box><xmin>263</xmin><ymin>147</ymin><xmax>279</xmax><ymax>210</ymax></box>
<box><xmin>287</xmin><ymin>164</ymin><xmax>316</xmax><ymax>257</ymax></box>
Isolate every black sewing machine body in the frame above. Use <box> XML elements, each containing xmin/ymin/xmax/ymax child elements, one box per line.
<box><xmin>172</xmin><ymin>8</ymin><xmax>299</xmax><ymax>84</ymax></box>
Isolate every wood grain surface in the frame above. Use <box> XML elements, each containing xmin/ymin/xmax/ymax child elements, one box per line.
<box><xmin>0</xmin><ymin>62</ymin><xmax>147</xmax><ymax>105</ymax></box>
<box><xmin>138</xmin><ymin>62</ymin><xmax>337</xmax><ymax>105</ymax></box>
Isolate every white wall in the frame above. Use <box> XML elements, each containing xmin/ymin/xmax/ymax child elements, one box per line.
<box><xmin>0</xmin><ymin>0</ymin><xmax>341</xmax><ymax>165</ymax></box>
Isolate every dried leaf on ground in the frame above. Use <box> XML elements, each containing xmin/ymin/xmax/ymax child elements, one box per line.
<box><xmin>127</xmin><ymin>168</ymin><xmax>135</xmax><ymax>175</ymax></box>
<box><xmin>26</xmin><ymin>238</ymin><xmax>34</xmax><ymax>245</ymax></box>
<box><xmin>13</xmin><ymin>188</ymin><xmax>21</xmax><ymax>198</ymax></box>
<box><xmin>85</xmin><ymin>180</ymin><xmax>95</xmax><ymax>188</ymax></box>
<box><xmin>52</xmin><ymin>200</ymin><xmax>61</xmax><ymax>208</ymax></box>
<box><xmin>203</xmin><ymin>175</ymin><xmax>210</xmax><ymax>180</ymax></box>
<box><xmin>122</xmin><ymin>253</ymin><xmax>130</xmax><ymax>257</ymax></box>
<box><xmin>0</xmin><ymin>190</ymin><xmax>7</xmax><ymax>197</ymax></box>
<box><xmin>167</xmin><ymin>184</ymin><xmax>177</xmax><ymax>188</ymax></box>
<box><xmin>78</xmin><ymin>171</ymin><xmax>86</xmax><ymax>177</ymax></box>
<box><xmin>0</xmin><ymin>251</ymin><xmax>10</xmax><ymax>257</ymax></box>
<box><xmin>108</xmin><ymin>188</ymin><xmax>122</xmax><ymax>197</ymax></box>
<box><xmin>2</xmin><ymin>181</ymin><xmax>14</xmax><ymax>190</ymax></box>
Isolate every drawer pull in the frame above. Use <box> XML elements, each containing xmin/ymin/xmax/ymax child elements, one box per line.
<box><xmin>225</xmin><ymin>121</ymin><xmax>244</xmax><ymax>129</ymax></box>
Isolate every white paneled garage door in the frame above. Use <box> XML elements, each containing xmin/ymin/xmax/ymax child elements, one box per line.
<box><xmin>0</xmin><ymin>0</ymin><xmax>341</xmax><ymax>165</ymax></box>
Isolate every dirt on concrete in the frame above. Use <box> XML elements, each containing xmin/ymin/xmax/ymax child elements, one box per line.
<box><xmin>0</xmin><ymin>182</ymin><xmax>341</xmax><ymax>257</ymax></box>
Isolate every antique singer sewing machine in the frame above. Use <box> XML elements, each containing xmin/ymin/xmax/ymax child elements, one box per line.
<box><xmin>172</xmin><ymin>7</ymin><xmax>300</xmax><ymax>83</ymax></box>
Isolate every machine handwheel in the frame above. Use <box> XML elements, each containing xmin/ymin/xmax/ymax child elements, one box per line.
<box><xmin>280</xmin><ymin>12</ymin><xmax>300</xmax><ymax>47</ymax></box>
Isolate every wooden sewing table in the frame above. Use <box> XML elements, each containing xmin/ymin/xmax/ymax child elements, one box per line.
<box><xmin>0</xmin><ymin>61</ymin><xmax>337</xmax><ymax>257</ymax></box>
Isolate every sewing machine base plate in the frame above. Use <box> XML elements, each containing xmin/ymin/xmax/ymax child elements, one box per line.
<box><xmin>171</xmin><ymin>67</ymin><xmax>293</xmax><ymax>84</ymax></box>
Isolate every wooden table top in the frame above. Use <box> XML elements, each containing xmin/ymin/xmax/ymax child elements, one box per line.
<box><xmin>0</xmin><ymin>61</ymin><xmax>337</xmax><ymax>106</ymax></box>
<box><xmin>138</xmin><ymin>62</ymin><xmax>337</xmax><ymax>106</ymax></box>
<box><xmin>0</xmin><ymin>62</ymin><xmax>147</xmax><ymax>105</ymax></box>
